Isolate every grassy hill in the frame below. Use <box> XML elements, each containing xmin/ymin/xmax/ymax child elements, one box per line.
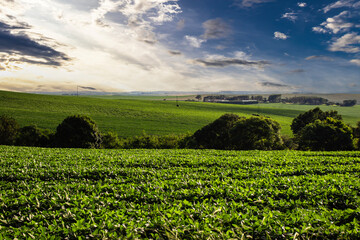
<box><xmin>0</xmin><ymin>90</ymin><xmax>359</xmax><ymax>137</ymax></box>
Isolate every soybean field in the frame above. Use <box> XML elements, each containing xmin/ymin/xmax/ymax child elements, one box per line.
<box><xmin>1</xmin><ymin>146</ymin><xmax>360</xmax><ymax>239</ymax></box>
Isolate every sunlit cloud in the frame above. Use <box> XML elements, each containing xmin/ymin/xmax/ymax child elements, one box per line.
<box><xmin>274</xmin><ymin>31</ymin><xmax>289</xmax><ymax>40</ymax></box>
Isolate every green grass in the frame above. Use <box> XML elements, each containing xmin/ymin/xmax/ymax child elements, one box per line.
<box><xmin>1</xmin><ymin>146</ymin><xmax>360</xmax><ymax>239</ymax></box>
<box><xmin>1</xmin><ymin>90</ymin><xmax>359</xmax><ymax>137</ymax></box>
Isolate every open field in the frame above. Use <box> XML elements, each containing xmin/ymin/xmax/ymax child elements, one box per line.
<box><xmin>1</xmin><ymin>90</ymin><xmax>359</xmax><ymax>136</ymax></box>
<box><xmin>1</xmin><ymin>146</ymin><xmax>360</xmax><ymax>238</ymax></box>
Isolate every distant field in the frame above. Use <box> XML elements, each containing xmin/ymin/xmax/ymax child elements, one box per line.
<box><xmin>1</xmin><ymin>146</ymin><xmax>360</xmax><ymax>239</ymax></box>
<box><xmin>1</xmin><ymin>90</ymin><xmax>359</xmax><ymax>136</ymax></box>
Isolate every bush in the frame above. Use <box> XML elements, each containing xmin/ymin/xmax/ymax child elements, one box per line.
<box><xmin>291</xmin><ymin>107</ymin><xmax>342</xmax><ymax>135</ymax></box>
<box><xmin>230</xmin><ymin>116</ymin><xmax>283</xmax><ymax>150</ymax></box>
<box><xmin>353</xmin><ymin>122</ymin><xmax>360</xmax><ymax>150</ymax></box>
<box><xmin>16</xmin><ymin>125</ymin><xmax>54</xmax><ymax>147</ymax></box>
<box><xmin>55</xmin><ymin>115</ymin><xmax>102</xmax><ymax>148</ymax></box>
<box><xmin>0</xmin><ymin>115</ymin><xmax>19</xmax><ymax>145</ymax></box>
<box><xmin>191</xmin><ymin>114</ymin><xmax>242</xmax><ymax>149</ymax></box>
<box><xmin>123</xmin><ymin>133</ymin><xmax>187</xmax><ymax>149</ymax></box>
<box><xmin>297</xmin><ymin>117</ymin><xmax>354</xmax><ymax>151</ymax></box>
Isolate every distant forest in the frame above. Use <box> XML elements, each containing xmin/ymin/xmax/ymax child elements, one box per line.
<box><xmin>202</xmin><ymin>94</ymin><xmax>357</xmax><ymax>106</ymax></box>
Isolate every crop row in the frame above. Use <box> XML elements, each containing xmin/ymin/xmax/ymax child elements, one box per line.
<box><xmin>1</xmin><ymin>146</ymin><xmax>360</xmax><ymax>239</ymax></box>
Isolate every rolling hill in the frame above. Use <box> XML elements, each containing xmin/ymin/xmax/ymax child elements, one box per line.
<box><xmin>1</xmin><ymin>90</ymin><xmax>359</xmax><ymax>137</ymax></box>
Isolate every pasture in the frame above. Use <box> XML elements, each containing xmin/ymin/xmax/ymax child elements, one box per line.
<box><xmin>1</xmin><ymin>90</ymin><xmax>359</xmax><ymax>136</ymax></box>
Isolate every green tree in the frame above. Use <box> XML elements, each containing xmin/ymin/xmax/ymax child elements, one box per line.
<box><xmin>191</xmin><ymin>114</ymin><xmax>242</xmax><ymax>149</ymax></box>
<box><xmin>268</xmin><ymin>94</ymin><xmax>281</xmax><ymax>103</ymax></box>
<box><xmin>297</xmin><ymin>117</ymin><xmax>354</xmax><ymax>151</ymax></box>
<box><xmin>0</xmin><ymin>115</ymin><xmax>19</xmax><ymax>145</ymax></box>
<box><xmin>342</xmin><ymin>100</ymin><xmax>357</xmax><ymax>107</ymax></box>
<box><xmin>55</xmin><ymin>115</ymin><xmax>102</xmax><ymax>148</ymax></box>
<box><xmin>291</xmin><ymin>107</ymin><xmax>342</xmax><ymax>135</ymax></box>
<box><xmin>230</xmin><ymin>116</ymin><xmax>283</xmax><ymax>150</ymax></box>
<box><xmin>16</xmin><ymin>125</ymin><xmax>54</xmax><ymax>147</ymax></box>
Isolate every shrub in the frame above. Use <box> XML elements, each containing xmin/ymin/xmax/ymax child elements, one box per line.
<box><xmin>55</xmin><ymin>115</ymin><xmax>102</xmax><ymax>148</ymax></box>
<box><xmin>297</xmin><ymin>117</ymin><xmax>354</xmax><ymax>151</ymax></box>
<box><xmin>16</xmin><ymin>125</ymin><xmax>54</xmax><ymax>147</ymax></box>
<box><xmin>191</xmin><ymin>114</ymin><xmax>242</xmax><ymax>149</ymax></box>
<box><xmin>123</xmin><ymin>133</ymin><xmax>186</xmax><ymax>149</ymax></box>
<box><xmin>353</xmin><ymin>121</ymin><xmax>360</xmax><ymax>150</ymax></box>
<box><xmin>230</xmin><ymin>116</ymin><xmax>283</xmax><ymax>150</ymax></box>
<box><xmin>0</xmin><ymin>115</ymin><xmax>19</xmax><ymax>145</ymax></box>
<box><xmin>291</xmin><ymin>107</ymin><xmax>342</xmax><ymax>135</ymax></box>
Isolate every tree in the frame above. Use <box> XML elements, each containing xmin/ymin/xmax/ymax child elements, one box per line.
<box><xmin>291</xmin><ymin>107</ymin><xmax>342</xmax><ymax>135</ymax></box>
<box><xmin>297</xmin><ymin>117</ymin><xmax>354</xmax><ymax>151</ymax></box>
<box><xmin>195</xmin><ymin>95</ymin><xmax>202</xmax><ymax>101</ymax></box>
<box><xmin>0</xmin><ymin>115</ymin><xmax>19</xmax><ymax>145</ymax></box>
<box><xmin>15</xmin><ymin>125</ymin><xmax>53</xmax><ymax>147</ymax></box>
<box><xmin>101</xmin><ymin>131</ymin><xmax>123</xmax><ymax>149</ymax></box>
<box><xmin>268</xmin><ymin>94</ymin><xmax>281</xmax><ymax>103</ymax></box>
<box><xmin>55</xmin><ymin>115</ymin><xmax>102</xmax><ymax>148</ymax></box>
<box><xmin>191</xmin><ymin>114</ymin><xmax>242</xmax><ymax>149</ymax></box>
<box><xmin>342</xmin><ymin>100</ymin><xmax>357</xmax><ymax>107</ymax></box>
<box><xmin>230</xmin><ymin>116</ymin><xmax>283</xmax><ymax>150</ymax></box>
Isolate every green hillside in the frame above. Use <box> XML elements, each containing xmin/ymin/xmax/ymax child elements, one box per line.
<box><xmin>0</xmin><ymin>90</ymin><xmax>359</xmax><ymax>137</ymax></box>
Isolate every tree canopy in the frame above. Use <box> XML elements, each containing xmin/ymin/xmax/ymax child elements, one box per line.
<box><xmin>55</xmin><ymin>115</ymin><xmax>102</xmax><ymax>148</ymax></box>
<box><xmin>291</xmin><ymin>107</ymin><xmax>342</xmax><ymax>135</ymax></box>
<box><xmin>297</xmin><ymin>117</ymin><xmax>354</xmax><ymax>151</ymax></box>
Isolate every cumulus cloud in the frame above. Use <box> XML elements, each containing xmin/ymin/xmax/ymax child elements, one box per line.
<box><xmin>202</xmin><ymin>18</ymin><xmax>232</xmax><ymax>40</ymax></box>
<box><xmin>185</xmin><ymin>35</ymin><xmax>205</xmax><ymax>48</ymax></box>
<box><xmin>282</xmin><ymin>12</ymin><xmax>298</xmax><ymax>22</ymax></box>
<box><xmin>297</xmin><ymin>2</ymin><xmax>307</xmax><ymax>7</ymax></box>
<box><xmin>91</xmin><ymin>0</ymin><xmax>181</xmax><ymax>43</ymax></box>
<box><xmin>305</xmin><ymin>55</ymin><xmax>334</xmax><ymax>61</ymax></box>
<box><xmin>350</xmin><ymin>59</ymin><xmax>360</xmax><ymax>66</ymax></box>
<box><xmin>313</xmin><ymin>11</ymin><xmax>354</xmax><ymax>34</ymax></box>
<box><xmin>323</xmin><ymin>0</ymin><xmax>360</xmax><ymax>13</ymax></box>
<box><xmin>274</xmin><ymin>31</ymin><xmax>289</xmax><ymax>40</ymax></box>
<box><xmin>329</xmin><ymin>32</ymin><xmax>360</xmax><ymax>53</ymax></box>
<box><xmin>234</xmin><ymin>0</ymin><xmax>275</xmax><ymax>8</ymax></box>
<box><xmin>312</xmin><ymin>26</ymin><xmax>330</xmax><ymax>34</ymax></box>
<box><xmin>191</xmin><ymin>52</ymin><xmax>270</xmax><ymax>68</ymax></box>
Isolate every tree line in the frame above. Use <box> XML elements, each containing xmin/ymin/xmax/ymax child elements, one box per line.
<box><xmin>203</xmin><ymin>94</ymin><xmax>357</xmax><ymax>106</ymax></box>
<box><xmin>1</xmin><ymin>107</ymin><xmax>359</xmax><ymax>151</ymax></box>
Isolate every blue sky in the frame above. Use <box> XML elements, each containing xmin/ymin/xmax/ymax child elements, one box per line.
<box><xmin>0</xmin><ymin>0</ymin><xmax>359</xmax><ymax>93</ymax></box>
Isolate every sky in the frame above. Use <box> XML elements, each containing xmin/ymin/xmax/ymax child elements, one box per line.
<box><xmin>0</xmin><ymin>0</ymin><xmax>359</xmax><ymax>93</ymax></box>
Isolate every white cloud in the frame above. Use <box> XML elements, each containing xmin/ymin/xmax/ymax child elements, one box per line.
<box><xmin>323</xmin><ymin>0</ymin><xmax>360</xmax><ymax>13</ymax></box>
<box><xmin>184</xmin><ymin>36</ymin><xmax>206</xmax><ymax>48</ymax></box>
<box><xmin>350</xmin><ymin>59</ymin><xmax>360</xmax><ymax>66</ymax></box>
<box><xmin>329</xmin><ymin>32</ymin><xmax>360</xmax><ymax>53</ymax></box>
<box><xmin>312</xmin><ymin>26</ymin><xmax>329</xmax><ymax>34</ymax></box>
<box><xmin>274</xmin><ymin>31</ymin><xmax>289</xmax><ymax>40</ymax></box>
<box><xmin>297</xmin><ymin>2</ymin><xmax>307</xmax><ymax>7</ymax></box>
<box><xmin>282</xmin><ymin>12</ymin><xmax>297</xmax><ymax>22</ymax></box>
<box><xmin>318</xmin><ymin>11</ymin><xmax>353</xmax><ymax>34</ymax></box>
